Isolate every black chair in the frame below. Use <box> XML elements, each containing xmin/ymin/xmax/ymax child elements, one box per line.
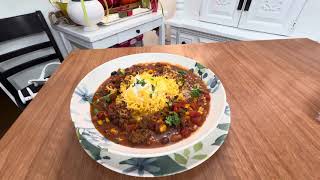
<box><xmin>0</xmin><ymin>11</ymin><xmax>63</xmax><ymax>109</ymax></box>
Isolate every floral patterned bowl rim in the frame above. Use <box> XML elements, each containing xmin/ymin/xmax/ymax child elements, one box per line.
<box><xmin>70</xmin><ymin>53</ymin><xmax>226</xmax><ymax>158</ymax></box>
<box><xmin>76</xmin><ymin>103</ymin><xmax>231</xmax><ymax>177</ymax></box>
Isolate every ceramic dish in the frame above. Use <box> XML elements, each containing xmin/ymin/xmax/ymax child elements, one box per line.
<box><xmin>70</xmin><ymin>53</ymin><xmax>228</xmax><ymax>176</ymax></box>
<box><xmin>76</xmin><ymin>103</ymin><xmax>230</xmax><ymax>177</ymax></box>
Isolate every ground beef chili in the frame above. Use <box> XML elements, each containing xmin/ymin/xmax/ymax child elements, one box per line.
<box><xmin>90</xmin><ymin>63</ymin><xmax>211</xmax><ymax>148</ymax></box>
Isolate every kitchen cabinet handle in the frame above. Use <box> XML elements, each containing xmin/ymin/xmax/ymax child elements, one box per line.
<box><xmin>136</xmin><ymin>29</ymin><xmax>141</xmax><ymax>34</ymax></box>
<box><xmin>237</xmin><ymin>0</ymin><xmax>245</xmax><ymax>10</ymax></box>
<box><xmin>244</xmin><ymin>0</ymin><xmax>252</xmax><ymax>11</ymax></box>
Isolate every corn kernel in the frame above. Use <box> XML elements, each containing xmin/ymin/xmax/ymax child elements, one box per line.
<box><xmin>159</xmin><ymin>124</ymin><xmax>167</xmax><ymax>133</ymax></box>
<box><xmin>198</xmin><ymin>111</ymin><xmax>203</xmax><ymax>115</ymax></box>
<box><xmin>105</xmin><ymin>117</ymin><xmax>110</xmax><ymax>123</ymax></box>
<box><xmin>185</xmin><ymin>112</ymin><xmax>190</xmax><ymax>115</ymax></box>
<box><xmin>185</xmin><ymin>104</ymin><xmax>190</xmax><ymax>108</ymax></box>
<box><xmin>97</xmin><ymin>120</ymin><xmax>103</xmax><ymax>125</ymax></box>
<box><xmin>198</xmin><ymin>107</ymin><xmax>204</xmax><ymax>112</ymax></box>
<box><xmin>110</xmin><ymin>128</ymin><xmax>118</xmax><ymax>135</ymax></box>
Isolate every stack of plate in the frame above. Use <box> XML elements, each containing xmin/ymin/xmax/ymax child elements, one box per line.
<box><xmin>70</xmin><ymin>53</ymin><xmax>231</xmax><ymax>177</ymax></box>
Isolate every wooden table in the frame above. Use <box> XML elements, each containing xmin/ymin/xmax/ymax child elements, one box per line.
<box><xmin>1</xmin><ymin>39</ymin><xmax>319</xmax><ymax>179</ymax></box>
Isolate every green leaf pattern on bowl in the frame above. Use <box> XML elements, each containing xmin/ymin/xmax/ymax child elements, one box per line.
<box><xmin>190</xmin><ymin>62</ymin><xmax>221</xmax><ymax>93</ymax></box>
<box><xmin>75</xmin><ymin>104</ymin><xmax>231</xmax><ymax>177</ymax></box>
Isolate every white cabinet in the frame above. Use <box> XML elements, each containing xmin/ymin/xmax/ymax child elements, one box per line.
<box><xmin>199</xmin><ymin>0</ymin><xmax>307</xmax><ymax>35</ymax></box>
<box><xmin>238</xmin><ymin>0</ymin><xmax>307</xmax><ymax>35</ymax></box>
<box><xmin>199</xmin><ymin>0</ymin><xmax>243</xmax><ymax>27</ymax></box>
<box><xmin>170</xmin><ymin>28</ymin><xmax>236</xmax><ymax>45</ymax></box>
<box><xmin>179</xmin><ymin>33</ymin><xmax>199</xmax><ymax>44</ymax></box>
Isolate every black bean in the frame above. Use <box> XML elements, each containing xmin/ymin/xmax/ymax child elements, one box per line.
<box><xmin>160</xmin><ymin>137</ymin><xmax>169</xmax><ymax>144</ymax></box>
<box><xmin>111</xmin><ymin>71</ymin><xmax>117</xmax><ymax>76</ymax></box>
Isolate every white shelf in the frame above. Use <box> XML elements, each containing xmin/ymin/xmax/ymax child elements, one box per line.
<box><xmin>53</xmin><ymin>12</ymin><xmax>163</xmax><ymax>42</ymax></box>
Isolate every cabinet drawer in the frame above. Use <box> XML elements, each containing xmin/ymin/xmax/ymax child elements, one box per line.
<box><xmin>199</xmin><ymin>37</ymin><xmax>219</xmax><ymax>43</ymax></box>
<box><xmin>179</xmin><ymin>37</ymin><xmax>192</xmax><ymax>44</ymax></box>
<box><xmin>171</xmin><ymin>28</ymin><xmax>177</xmax><ymax>36</ymax></box>
<box><xmin>199</xmin><ymin>36</ymin><xmax>233</xmax><ymax>43</ymax></box>
<box><xmin>178</xmin><ymin>33</ymin><xmax>199</xmax><ymax>44</ymax></box>
<box><xmin>118</xmin><ymin>18</ymin><xmax>162</xmax><ymax>43</ymax></box>
<box><xmin>171</xmin><ymin>36</ymin><xmax>177</xmax><ymax>44</ymax></box>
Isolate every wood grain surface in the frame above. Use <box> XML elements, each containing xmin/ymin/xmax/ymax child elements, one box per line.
<box><xmin>0</xmin><ymin>39</ymin><xmax>319</xmax><ymax>180</ymax></box>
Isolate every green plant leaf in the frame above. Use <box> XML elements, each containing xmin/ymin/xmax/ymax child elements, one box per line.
<box><xmin>93</xmin><ymin>108</ymin><xmax>99</xmax><ymax>115</ymax></box>
<box><xmin>217</xmin><ymin>123</ymin><xmax>230</xmax><ymax>131</ymax></box>
<box><xmin>183</xmin><ymin>149</ymin><xmax>190</xmax><ymax>158</ymax></box>
<box><xmin>192</xmin><ymin>154</ymin><xmax>207</xmax><ymax>160</ymax></box>
<box><xmin>174</xmin><ymin>153</ymin><xmax>188</xmax><ymax>165</ymax></box>
<box><xmin>193</xmin><ymin>142</ymin><xmax>203</xmax><ymax>152</ymax></box>
<box><xmin>190</xmin><ymin>87</ymin><xmax>202</xmax><ymax>98</ymax></box>
<box><xmin>178</xmin><ymin>70</ymin><xmax>187</xmax><ymax>75</ymax></box>
<box><xmin>165</xmin><ymin>112</ymin><xmax>180</xmax><ymax>127</ymax></box>
<box><xmin>102</xmin><ymin>94</ymin><xmax>111</xmax><ymax>103</ymax></box>
<box><xmin>212</xmin><ymin>134</ymin><xmax>228</xmax><ymax>146</ymax></box>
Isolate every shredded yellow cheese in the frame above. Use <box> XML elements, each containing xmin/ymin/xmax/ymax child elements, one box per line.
<box><xmin>117</xmin><ymin>72</ymin><xmax>183</xmax><ymax>115</ymax></box>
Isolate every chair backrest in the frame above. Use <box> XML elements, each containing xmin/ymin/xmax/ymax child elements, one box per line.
<box><xmin>0</xmin><ymin>11</ymin><xmax>63</xmax><ymax>107</ymax></box>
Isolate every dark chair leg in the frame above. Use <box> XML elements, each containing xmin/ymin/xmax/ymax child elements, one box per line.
<box><xmin>0</xmin><ymin>88</ymin><xmax>21</xmax><ymax>138</ymax></box>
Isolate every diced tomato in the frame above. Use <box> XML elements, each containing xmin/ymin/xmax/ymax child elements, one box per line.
<box><xmin>190</xmin><ymin>102</ymin><xmax>197</xmax><ymax>110</ymax></box>
<box><xmin>126</xmin><ymin>124</ymin><xmax>137</xmax><ymax>132</ymax></box>
<box><xmin>204</xmin><ymin>93</ymin><xmax>211</xmax><ymax>101</ymax></box>
<box><xmin>108</xmin><ymin>103</ymin><xmax>115</xmax><ymax>109</ymax></box>
<box><xmin>189</xmin><ymin>111</ymin><xmax>201</xmax><ymax>117</ymax></box>
<box><xmin>173</xmin><ymin>105</ymin><xmax>179</xmax><ymax>112</ymax></box>
<box><xmin>180</xmin><ymin>128</ymin><xmax>191</xmax><ymax>138</ymax></box>
<box><xmin>170</xmin><ymin>134</ymin><xmax>183</xmax><ymax>142</ymax></box>
<box><xmin>96</xmin><ymin>111</ymin><xmax>105</xmax><ymax>119</ymax></box>
<box><xmin>173</xmin><ymin>101</ymin><xmax>186</xmax><ymax>112</ymax></box>
<box><xmin>191</xmin><ymin>117</ymin><xmax>204</xmax><ymax>126</ymax></box>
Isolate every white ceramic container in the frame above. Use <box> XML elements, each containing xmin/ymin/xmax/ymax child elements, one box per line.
<box><xmin>67</xmin><ymin>0</ymin><xmax>104</xmax><ymax>31</ymax></box>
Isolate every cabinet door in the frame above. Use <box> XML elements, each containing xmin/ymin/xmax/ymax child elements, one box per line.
<box><xmin>238</xmin><ymin>0</ymin><xmax>306</xmax><ymax>35</ymax></box>
<box><xmin>199</xmin><ymin>0</ymin><xmax>243</xmax><ymax>27</ymax></box>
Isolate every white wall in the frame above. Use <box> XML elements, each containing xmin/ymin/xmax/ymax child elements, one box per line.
<box><xmin>0</xmin><ymin>1</ymin><xmax>69</xmax><ymax>55</ymax></box>
<box><xmin>293</xmin><ymin>0</ymin><xmax>320</xmax><ymax>42</ymax></box>
<box><xmin>0</xmin><ymin>0</ymin><xmax>67</xmax><ymax>56</ymax></box>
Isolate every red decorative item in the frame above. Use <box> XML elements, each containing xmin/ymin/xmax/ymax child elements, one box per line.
<box><xmin>98</xmin><ymin>0</ymin><xmax>120</xmax><ymax>8</ymax></box>
<box><xmin>136</xmin><ymin>34</ymin><xmax>143</xmax><ymax>41</ymax></box>
<box><xmin>127</xmin><ymin>10</ymin><xmax>133</xmax><ymax>16</ymax></box>
<box><xmin>151</xmin><ymin>0</ymin><xmax>158</xmax><ymax>12</ymax></box>
<box><xmin>120</xmin><ymin>0</ymin><xmax>139</xmax><ymax>5</ymax></box>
